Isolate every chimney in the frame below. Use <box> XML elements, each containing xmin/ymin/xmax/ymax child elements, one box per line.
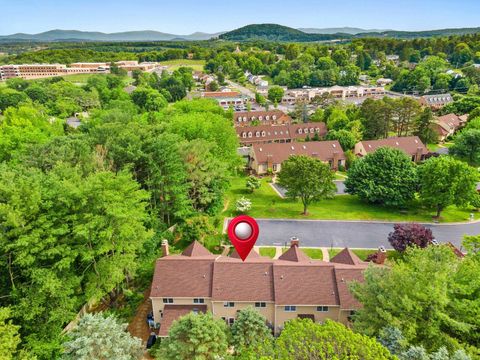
<box><xmin>332</xmin><ymin>151</ymin><xmax>339</xmax><ymax>170</ymax></box>
<box><xmin>290</xmin><ymin>237</ymin><xmax>299</xmax><ymax>247</ymax></box>
<box><xmin>267</xmin><ymin>154</ymin><xmax>273</xmax><ymax>171</ymax></box>
<box><xmin>161</xmin><ymin>239</ymin><xmax>169</xmax><ymax>257</ymax></box>
<box><xmin>375</xmin><ymin>246</ymin><xmax>387</xmax><ymax>265</ymax></box>
<box><xmin>415</xmin><ymin>147</ymin><xmax>423</xmax><ymax>162</ymax></box>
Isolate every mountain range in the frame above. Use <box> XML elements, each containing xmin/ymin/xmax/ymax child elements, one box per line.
<box><xmin>1</xmin><ymin>24</ymin><xmax>479</xmax><ymax>42</ymax></box>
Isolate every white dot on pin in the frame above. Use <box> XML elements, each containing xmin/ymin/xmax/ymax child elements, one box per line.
<box><xmin>234</xmin><ymin>222</ymin><xmax>253</xmax><ymax>240</ymax></box>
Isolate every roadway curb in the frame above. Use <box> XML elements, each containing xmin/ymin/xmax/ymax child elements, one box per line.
<box><xmin>223</xmin><ymin>217</ymin><xmax>480</xmax><ymax>227</ymax></box>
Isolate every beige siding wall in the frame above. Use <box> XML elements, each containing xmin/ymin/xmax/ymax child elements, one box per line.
<box><xmin>274</xmin><ymin>305</ymin><xmax>340</xmax><ymax>333</ymax></box>
<box><xmin>338</xmin><ymin>309</ymin><xmax>354</xmax><ymax>325</ymax></box>
<box><xmin>212</xmin><ymin>301</ymin><xmax>275</xmax><ymax>324</ymax></box>
<box><xmin>151</xmin><ymin>297</ymin><xmax>213</xmax><ymax>323</ymax></box>
<box><xmin>354</xmin><ymin>143</ymin><xmax>366</xmax><ymax>156</ymax></box>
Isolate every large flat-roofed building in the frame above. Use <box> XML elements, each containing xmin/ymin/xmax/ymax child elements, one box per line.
<box><xmin>354</xmin><ymin>136</ymin><xmax>428</xmax><ymax>162</ymax></box>
<box><xmin>250</xmin><ymin>140</ymin><xmax>345</xmax><ymax>174</ymax></box>
<box><xmin>237</xmin><ymin>122</ymin><xmax>327</xmax><ymax>146</ymax></box>
<box><xmin>150</xmin><ymin>239</ymin><xmax>371</xmax><ymax>336</ymax></box>
<box><xmin>0</xmin><ymin>63</ymin><xmax>104</xmax><ymax>80</ymax></box>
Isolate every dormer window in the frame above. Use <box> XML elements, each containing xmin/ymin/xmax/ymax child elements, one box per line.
<box><xmin>272</xmin><ymin>115</ymin><xmax>277</xmax><ymax>120</ymax></box>
<box><xmin>265</xmin><ymin>116</ymin><xmax>270</xmax><ymax>120</ymax></box>
<box><xmin>259</xmin><ymin>116</ymin><xmax>263</xmax><ymax>121</ymax></box>
<box><xmin>298</xmin><ymin>129</ymin><xmax>303</xmax><ymax>134</ymax></box>
<box><xmin>242</xmin><ymin>132</ymin><xmax>246</xmax><ymax>138</ymax></box>
<box><xmin>248</xmin><ymin>132</ymin><xmax>252</xmax><ymax>138</ymax></box>
<box><xmin>261</xmin><ymin>131</ymin><xmax>266</xmax><ymax>137</ymax></box>
<box><xmin>256</xmin><ymin>131</ymin><xmax>260</xmax><ymax>137</ymax></box>
<box><xmin>310</xmin><ymin>128</ymin><xmax>314</xmax><ymax>133</ymax></box>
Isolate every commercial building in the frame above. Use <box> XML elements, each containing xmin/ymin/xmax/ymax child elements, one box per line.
<box><xmin>150</xmin><ymin>239</ymin><xmax>371</xmax><ymax>337</ymax></box>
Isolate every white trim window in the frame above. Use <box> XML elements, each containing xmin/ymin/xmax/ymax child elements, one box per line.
<box><xmin>284</xmin><ymin>305</ymin><xmax>296</xmax><ymax>312</ymax></box>
<box><xmin>193</xmin><ymin>298</ymin><xmax>205</xmax><ymax>304</ymax></box>
<box><xmin>316</xmin><ymin>306</ymin><xmax>329</xmax><ymax>312</ymax></box>
<box><xmin>224</xmin><ymin>302</ymin><xmax>235</xmax><ymax>308</ymax></box>
<box><xmin>255</xmin><ymin>302</ymin><xmax>266</xmax><ymax>308</ymax></box>
<box><xmin>162</xmin><ymin>298</ymin><xmax>173</xmax><ymax>304</ymax></box>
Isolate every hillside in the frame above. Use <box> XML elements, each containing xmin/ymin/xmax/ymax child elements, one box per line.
<box><xmin>299</xmin><ymin>27</ymin><xmax>390</xmax><ymax>34</ymax></box>
<box><xmin>218</xmin><ymin>24</ymin><xmax>350</xmax><ymax>42</ymax></box>
<box><xmin>0</xmin><ymin>29</ymin><xmax>223</xmax><ymax>42</ymax></box>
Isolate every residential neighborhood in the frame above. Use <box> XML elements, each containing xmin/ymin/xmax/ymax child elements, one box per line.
<box><xmin>1</xmin><ymin>2</ymin><xmax>480</xmax><ymax>360</ymax></box>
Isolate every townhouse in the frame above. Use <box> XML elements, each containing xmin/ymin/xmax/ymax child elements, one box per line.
<box><xmin>419</xmin><ymin>93</ymin><xmax>453</xmax><ymax>110</ymax></box>
<box><xmin>234</xmin><ymin>110</ymin><xmax>292</xmax><ymax>127</ymax></box>
<box><xmin>354</xmin><ymin>136</ymin><xmax>428</xmax><ymax>162</ymax></box>
<box><xmin>249</xmin><ymin>140</ymin><xmax>345</xmax><ymax>174</ymax></box>
<box><xmin>281</xmin><ymin>85</ymin><xmax>386</xmax><ymax>104</ymax></box>
<box><xmin>150</xmin><ymin>239</ymin><xmax>370</xmax><ymax>336</ymax></box>
<box><xmin>237</xmin><ymin>122</ymin><xmax>327</xmax><ymax>146</ymax></box>
<box><xmin>433</xmin><ymin>113</ymin><xmax>468</xmax><ymax>141</ymax></box>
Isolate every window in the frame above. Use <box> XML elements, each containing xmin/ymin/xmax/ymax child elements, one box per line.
<box><xmin>272</xmin><ymin>164</ymin><xmax>277</xmax><ymax>172</ymax></box>
<box><xmin>284</xmin><ymin>305</ymin><xmax>296</xmax><ymax>312</ymax></box>
<box><xmin>255</xmin><ymin>302</ymin><xmax>266</xmax><ymax>308</ymax></box>
<box><xmin>162</xmin><ymin>298</ymin><xmax>173</xmax><ymax>304</ymax></box>
<box><xmin>221</xmin><ymin>316</ymin><xmax>226</xmax><ymax>322</ymax></box>
<box><xmin>228</xmin><ymin>318</ymin><xmax>235</xmax><ymax>326</ymax></box>
<box><xmin>298</xmin><ymin>128</ymin><xmax>303</xmax><ymax>134</ymax></box>
<box><xmin>193</xmin><ymin>298</ymin><xmax>204</xmax><ymax>304</ymax></box>
<box><xmin>317</xmin><ymin>306</ymin><xmax>329</xmax><ymax>312</ymax></box>
<box><xmin>248</xmin><ymin>132</ymin><xmax>252</xmax><ymax>138</ymax></box>
<box><xmin>272</xmin><ymin>115</ymin><xmax>277</xmax><ymax>120</ymax></box>
<box><xmin>242</xmin><ymin>132</ymin><xmax>246</xmax><ymax>138</ymax></box>
<box><xmin>261</xmin><ymin>131</ymin><xmax>266</xmax><ymax>137</ymax></box>
<box><xmin>224</xmin><ymin>302</ymin><xmax>235</xmax><ymax>308</ymax></box>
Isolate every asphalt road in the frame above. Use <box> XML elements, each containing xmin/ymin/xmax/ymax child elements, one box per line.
<box><xmin>254</xmin><ymin>219</ymin><xmax>480</xmax><ymax>250</ymax></box>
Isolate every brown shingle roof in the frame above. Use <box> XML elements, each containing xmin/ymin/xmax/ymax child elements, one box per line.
<box><xmin>330</xmin><ymin>248</ymin><xmax>364</xmax><ymax>266</ymax></box>
<box><xmin>158</xmin><ymin>305</ymin><xmax>207</xmax><ymax>336</ymax></box>
<box><xmin>237</xmin><ymin>122</ymin><xmax>327</xmax><ymax>145</ymax></box>
<box><xmin>334</xmin><ymin>268</ymin><xmax>365</xmax><ymax>310</ymax></box>
<box><xmin>234</xmin><ymin>110</ymin><xmax>291</xmax><ymax>125</ymax></box>
<box><xmin>150</xmin><ymin>258</ymin><xmax>214</xmax><ymax>298</ymax></box>
<box><xmin>278</xmin><ymin>246</ymin><xmax>311</xmax><ymax>262</ymax></box>
<box><xmin>212</xmin><ymin>261</ymin><xmax>274</xmax><ymax>301</ymax></box>
<box><xmin>182</xmin><ymin>241</ymin><xmax>215</xmax><ymax>257</ymax></box>
<box><xmin>230</xmin><ymin>248</ymin><xmax>262</xmax><ymax>260</ymax></box>
<box><xmin>252</xmin><ymin>140</ymin><xmax>345</xmax><ymax>164</ymax></box>
<box><xmin>273</xmin><ymin>264</ymin><xmax>339</xmax><ymax>305</ymax></box>
<box><xmin>203</xmin><ymin>91</ymin><xmax>240</xmax><ymax>98</ymax></box>
<box><xmin>358</xmin><ymin>136</ymin><xmax>428</xmax><ymax>156</ymax></box>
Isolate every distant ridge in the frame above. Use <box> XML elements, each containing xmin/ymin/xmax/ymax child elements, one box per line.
<box><xmin>299</xmin><ymin>27</ymin><xmax>390</xmax><ymax>35</ymax></box>
<box><xmin>0</xmin><ymin>29</ymin><xmax>225</xmax><ymax>42</ymax></box>
<box><xmin>1</xmin><ymin>24</ymin><xmax>480</xmax><ymax>42</ymax></box>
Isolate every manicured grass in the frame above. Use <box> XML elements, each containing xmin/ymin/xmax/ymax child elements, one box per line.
<box><xmin>259</xmin><ymin>247</ymin><xmax>276</xmax><ymax>258</ymax></box>
<box><xmin>335</xmin><ymin>171</ymin><xmax>348</xmax><ymax>180</ymax></box>
<box><xmin>352</xmin><ymin>249</ymin><xmax>376</xmax><ymax>261</ymax></box>
<box><xmin>0</xmin><ymin>81</ymin><xmax>6</xmax><ymax>88</ymax></box>
<box><xmin>224</xmin><ymin>174</ymin><xmax>474</xmax><ymax>223</ymax></box>
<box><xmin>328</xmin><ymin>248</ymin><xmax>342</xmax><ymax>259</ymax></box>
<box><xmin>159</xmin><ymin>59</ymin><xmax>205</xmax><ymax>71</ymax></box>
<box><xmin>302</xmin><ymin>248</ymin><xmax>324</xmax><ymax>259</ymax></box>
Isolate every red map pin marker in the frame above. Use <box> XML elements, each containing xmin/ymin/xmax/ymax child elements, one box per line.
<box><xmin>227</xmin><ymin>215</ymin><xmax>259</xmax><ymax>261</ymax></box>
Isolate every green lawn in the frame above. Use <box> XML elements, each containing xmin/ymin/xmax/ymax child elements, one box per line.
<box><xmin>328</xmin><ymin>248</ymin><xmax>398</xmax><ymax>261</ymax></box>
<box><xmin>335</xmin><ymin>171</ymin><xmax>348</xmax><ymax>180</ymax></box>
<box><xmin>302</xmin><ymin>248</ymin><xmax>324</xmax><ymax>259</ymax></box>
<box><xmin>224</xmin><ymin>174</ymin><xmax>474</xmax><ymax>223</ymax></box>
<box><xmin>259</xmin><ymin>247</ymin><xmax>276</xmax><ymax>258</ymax></box>
<box><xmin>159</xmin><ymin>59</ymin><xmax>205</xmax><ymax>71</ymax></box>
<box><xmin>328</xmin><ymin>248</ymin><xmax>342</xmax><ymax>259</ymax></box>
<box><xmin>0</xmin><ymin>81</ymin><xmax>6</xmax><ymax>88</ymax></box>
<box><xmin>62</xmin><ymin>73</ymin><xmax>105</xmax><ymax>83</ymax></box>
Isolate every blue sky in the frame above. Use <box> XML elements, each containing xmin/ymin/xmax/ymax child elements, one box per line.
<box><xmin>2</xmin><ymin>0</ymin><xmax>479</xmax><ymax>35</ymax></box>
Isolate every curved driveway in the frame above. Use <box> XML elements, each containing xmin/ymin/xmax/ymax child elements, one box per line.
<box><xmin>254</xmin><ymin>219</ymin><xmax>480</xmax><ymax>250</ymax></box>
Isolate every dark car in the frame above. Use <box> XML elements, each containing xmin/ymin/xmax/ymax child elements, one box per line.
<box><xmin>146</xmin><ymin>333</ymin><xmax>157</xmax><ymax>349</ymax></box>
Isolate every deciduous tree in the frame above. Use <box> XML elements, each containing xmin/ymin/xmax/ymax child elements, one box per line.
<box><xmin>277</xmin><ymin>155</ymin><xmax>336</xmax><ymax>214</ymax></box>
